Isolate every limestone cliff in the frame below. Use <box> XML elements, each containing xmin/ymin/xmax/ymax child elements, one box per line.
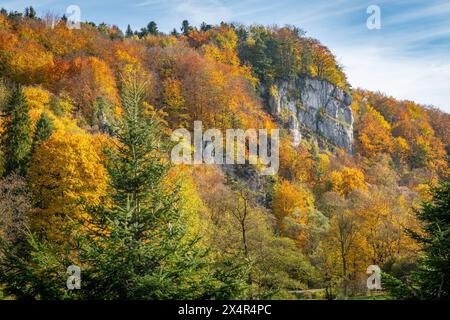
<box><xmin>267</xmin><ymin>77</ymin><xmax>354</xmax><ymax>152</ymax></box>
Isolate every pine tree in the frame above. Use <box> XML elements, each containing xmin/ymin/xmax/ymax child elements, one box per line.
<box><xmin>74</xmin><ymin>71</ymin><xmax>248</xmax><ymax>299</ymax></box>
<box><xmin>200</xmin><ymin>22</ymin><xmax>212</xmax><ymax>32</ymax></box>
<box><xmin>33</xmin><ymin>112</ymin><xmax>54</xmax><ymax>146</ymax></box>
<box><xmin>2</xmin><ymin>85</ymin><xmax>32</xmax><ymax>177</ymax></box>
<box><xmin>408</xmin><ymin>177</ymin><xmax>450</xmax><ymax>299</ymax></box>
<box><xmin>125</xmin><ymin>24</ymin><xmax>133</xmax><ymax>37</ymax></box>
<box><xmin>147</xmin><ymin>21</ymin><xmax>158</xmax><ymax>35</ymax></box>
<box><xmin>384</xmin><ymin>177</ymin><xmax>450</xmax><ymax>299</ymax></box>
<box><xmin>181</xmin><ymin>20</ymin><xmax>191</xmax><ymax>36</ymax></box>
<box><xmin>29</xmin><ymin>111</ymin><xmax>54</xmax><ymax>160</ymax></box>
<box><xmin>24</xmin><ymin>6</ymin><xmax>36</xmax><ymax>18</ymax></box>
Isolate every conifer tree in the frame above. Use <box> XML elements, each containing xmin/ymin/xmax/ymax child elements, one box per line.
<box><xmin>32</xmin><ymin>112</ymin><xmax>54</xmax><ymax>148</ymax></box>
<box><xmin>385</xmin><ymin>177</ymin><xmax>450</xmax><ymax>299</ymax></box>
<box><xmin>125</xmin><ymin>24</ymin><xmax>133</xmax><ymax>37</ymax></box>
<box><xmin>24</xmin><ymin>6</ymin><xmax>36</xmax><ymax>18</ymax></box>
<box><xmin>408</xmin><ymin>177</ymin><xmax>450</xmax><ymax>299</ymax></box>
<box><xmin>147</xmin><ymin>21</ymin><xmax>158</xmax><ymax>35</ymax></box>
<box><xmin>76</xmin><ymin>72</ymin><xmax>248</xmax><ymax>299</ymax></box>
<box><xmin>181</xmin><ymin>20</ymin><xmax>191</xmax><ymax>36</ymax></box>
<box><xmin>2</xmin><ymin>85</ymin><xmax>32</xmax><ymax>177</ymax></box>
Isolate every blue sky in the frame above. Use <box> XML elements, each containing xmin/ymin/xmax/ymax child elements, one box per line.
<box><xmin>2</xmin><ymin>0</ymin><xmax>450</xmax><ymax>112</ymax></box>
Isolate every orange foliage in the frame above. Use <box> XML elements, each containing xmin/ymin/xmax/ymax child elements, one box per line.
<box><xmin>330</xmin><ymin>167</ymin><xmax>366</xmax><ymax>196</ymax></box>
<box><xmin>272</xmin><ymin>179</ymin><xmax>314</xmax><ymax>230</ymax></box>
<box><xmin>355</xmin><ymin>105</ymin><xmax>394</xmax><ymax>157</ymax></box>
<box><xmin>60</xmin><ymin>56</ymin><xmax>119</xmax><ymax>123</ymax></box>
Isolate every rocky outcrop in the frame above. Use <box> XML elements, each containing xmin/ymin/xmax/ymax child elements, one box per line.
<box><xmin>267</xmin><ymin>77</ymin><xmax>354</xmax><ymax>152</ymax></box>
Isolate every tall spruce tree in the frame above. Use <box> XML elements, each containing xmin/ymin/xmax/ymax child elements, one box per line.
<box><xmin>76</xmin><ymin>72</ymin><xmax>248</xmax><ymax>299</ymax></box>
<box><xmin>147</xmin><ymin>21</ymin><xmax>158</xmax><ymax>35</ymax></box>
<box><xmin>181</xmin><ymin>20</ymin><xmax>191</xmax><ymax>36</ymax></box>
<box><xmin>2</xmin><ymin>85</ymin><xmax>32</xmax><ymax>177</ymax></box>
<box><xmin>409</xmin><ymin>177</ymin><xmax>450</xmax><ymax>299</ymax></box>
<box><xmin>384</xmin><ymin>177</ymin><xmax>450</xmax><ymax>299</ymax></box>
<box><xmin>125</xmin><ymin>24</ymin><xmax>133</xmax><ymax>37</ymax></box>
<box><xmin>32</xmin><ymin>112</ymin><xmax>54</xmax><ymax>147</ymax></box>
<box><xmin>24</xmin><ymin>6</ymin><xmax>36</xmax><ymax>18</ymax></box>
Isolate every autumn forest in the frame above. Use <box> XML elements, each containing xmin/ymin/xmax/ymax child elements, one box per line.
<box><xmin>0</xmin><ymin>6</ymin><xmax>449</xmax><ymax>301</ymax></box>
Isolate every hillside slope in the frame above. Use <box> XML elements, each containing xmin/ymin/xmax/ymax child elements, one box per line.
<box><xmin>0</xmin><ymin>10</ymin><xmax>449</xmax><ymax>299</ymax></box>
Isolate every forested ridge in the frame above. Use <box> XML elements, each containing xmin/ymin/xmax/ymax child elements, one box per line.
<box><xmin>0</xmin><ymin>7</ymin><xmax>449</xmax><ymax>300</ymax></box>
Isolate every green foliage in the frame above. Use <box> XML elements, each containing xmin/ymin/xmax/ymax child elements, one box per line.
<box><xmin>78</xmin><ymin>74</ymin><xmax>247</xmax><ymax>299</ymax></box>
<box><xmin>381</xmin><ymin>272</ymin><xmax>415</xmax><ymax>300</ymax></box>
<box><xmin>1</xmin><ymin>85</ymin><xmax>32</xmax><ymax>177</ymax></box>
<box><xmin>147</xmin><ymin>21</ymin><xmax>158</xmax><ymax>35</ymax></box>
<box><xmin>137</xmin><ymin>21</ymin><xmax>159</xmax><ymax>38</ymax></box>
<box><xmin>24</xmin><ymin>6</ymin><xmax>36</xmax><ymax>19</ymax></box>
<box><xmin>125</xmin><ymin>24</ymin><xmax>133</xmax><ymax>37</ymax></box>
<box><xmin>251</xmin><ymin>236</ymin><xmax>315</xmax><ymax>299</ymax></box>
<box><xmin>0</xmin><ymin>9</ymin><xmax>448</xmax><ymax>301</ymax></box>
<box><xmin>385</xmin><ymin>177</ymin><xmax>450</xmax><ymax>299</ymax></box>
<box><xmin>238</xmin><ymin>26</ymin><xmax>277</xmax><ymax>83</ymax></box>
<box><xmin>408</xmin><ymin>177</ymin><xmax>450</xmax><ymax>299</ymax></box>
<box><xmin>237</xmin><ymin>25</ymin><xmax>347</xmax><ymax>88</ymax></box>
<box><xmin>181</xmin><ymin>20</ymin><xmax>192</xmax><ymax>36</ymax></box>
<box><xmin>0</xmin><ymin>233</ymin><xmax>73</xmax><ymax>300</ymax></box>
<box><xmin>32</xmin><ymin>112</ymin><xmax>54</xmax><ymax>150</ymax></box>
<box><xmin>0</xmin><ymin>79</ymin><xmax>8</xmax><ymax>109</ymax></box>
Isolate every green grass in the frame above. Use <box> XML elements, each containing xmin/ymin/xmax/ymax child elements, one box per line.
<box><xmin>349</xmin><ymin>294</ymin><xmax>391</xmax><ymax>300</ymax></box>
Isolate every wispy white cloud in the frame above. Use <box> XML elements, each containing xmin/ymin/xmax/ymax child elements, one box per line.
<box><xmin>135</xmin><ymin>0</ymin><xmax>167</xmax><ymax>7</ymax></box>
<box><xmin>383</xmin><ymin>1</ymin><xmax>450</xmax><ymax>26</ymax></box>
<box><xmin>334</xmin><ymin>45</ymin><xmax>450</xmax><ymax>112</ymax></box>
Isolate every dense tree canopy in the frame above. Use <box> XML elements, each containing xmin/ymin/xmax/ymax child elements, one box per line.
<box><xmin>0</xmin><ymin>8</ymin><xmax>448</xmax><ymax>300</ymax></box>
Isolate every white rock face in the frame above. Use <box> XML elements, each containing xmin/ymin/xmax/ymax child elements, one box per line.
<box><xmin>268</xmin><ymin>77</ymin><xmax>354</xmax><ymax>152</ymax></box>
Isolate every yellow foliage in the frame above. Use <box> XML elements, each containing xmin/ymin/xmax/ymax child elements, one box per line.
<box><xmin>202</xmin><ymin>26</ymin><xmax>240</xmax><ymax>67</ymax></box>
<box><xmin>23</xmin><ymin>86</ymin><xmax>51</xmax><ymax>111</ymax></box>
<box><xmin>314</xmin><ymin>153</ymin><xmax>331</xmax><ymax>182</ymax></box>
<box><xmin>115</xmin><ymin>48</ymin><xmax>139</xmax><ymax>66</ymax></box>
<box><xmin>393</xmin><ymin>136</ymin><xmax>410</xmax><ymax>164</ymax></box>
<box><xmin>308</xmin><ymin>40</ymin><xmax>347</xmax><ymax>89</ymax></box>
<box><xmin>330</xmin><ymin>167</ymin><xmax>366</xmax><ymax>195</ymax></box>
<box><xmin>356</xmin><ymin>105</ymin><xmax>394</xmax><ymax>157</ymax></box>
<box><xmin>0</xmin><ymin>14</ymin><xmax>10</xmax><ymax>28</ymax></box>
<box><xmin>272</xmin><ymin>179</ymin><xmax>314</xmax><ymax>230</ymax></box>
<box><xmin>203</xmin><ymin>43</ymin><xmax>240</xmax><ymax>66</ymax></box>
<box><xmin>162</xmin><ymin>78</ymin><xmax>187</xmax><ymax>126</ymax></box>
<box><xmin>172</xmin><ymin>167</ymin><xmax>212</xmax><ymax>244</ymax></box>
<box><xmin>9</xmin><ymin>41</ymin><xmax>54</xmax><ymax>84</ymax></box>
<box><xmin>416</xmin><ymin>183</ymin><xmax>432</xmax><ymax>202</ymax></box>
<box><xmin>279</xmin><ymin>138</ymin><xmax>313</xmax><ymax>183</ymax></box>
<box><xmin>29</xmin><ymin>131</ymin><xmax>108</xmax><ymax>240</ymax></box>
<box><xmin>23</xmin><ymin>86</ymin><xmax>52</xmax><ymax>123</ymax></box>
